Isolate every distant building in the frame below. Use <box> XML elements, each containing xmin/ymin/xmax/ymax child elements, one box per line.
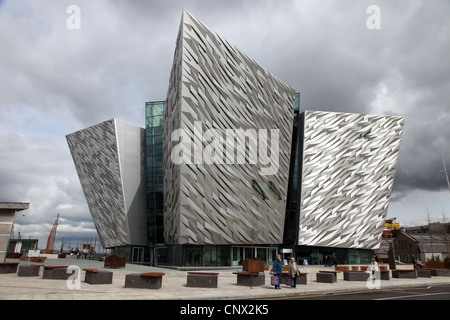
<box><xmin>6</xmin><ymin>238</ymin><xmax>39</xmax><ymax>258</ymax></box>
<box><xmin>404</xmin><ymin>222</ymin><xmax>450</xmax><ymax>235</ymax></box>
<box><xmin>393</xmin><ymin>232</ymin><xmax>449</xmax><ymax>264</ymax></box>
<box><xmin>0</xmin><ymin>202</ymin><xmax>29</xmax><ymax>262</ymax></box>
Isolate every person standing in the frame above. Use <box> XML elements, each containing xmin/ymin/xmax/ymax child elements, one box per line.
<box><xmin>273</xmin><ymin>254</ymin><xmax>283</xmax><ymax>290</ymax></box>
<box><xmin>412</xmin><ymin>255</ymin><xmax>422</xmax><ymax>269</ymax></box>
<box><xmin>288</xmin><ymin>257</ymin><xmax>301</xmax><ymax>288</ymax></box>
<box><xmin>369</xmin><ymin>256</ymin><xmax>380</xmax><ymax>280</ymax></box>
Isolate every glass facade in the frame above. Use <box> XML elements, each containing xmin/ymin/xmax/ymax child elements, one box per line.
<box><xmin>294</xmin><ymin>246</ymin><xmax>373</xmax><ymax>265</ymax></box>
<box><xmin>145</xmin><ymin>101</ymin><xmax>165</xmax><ymax>257</ymax></box>
<box><xmin>283</xmin><ymin>93</ymin><xmax>301</xmax><ymax>247</ymax></box>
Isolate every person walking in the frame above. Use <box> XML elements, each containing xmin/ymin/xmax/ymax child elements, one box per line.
<box><xmin>333</xmin><ymin>255</ymin><xmax>338</xmax><ymax>267</ymax></box>
<box><xmin>288</xmin><ymin>257</ymin><xmax>301</xmax><ymax>288</ymax></box>
<box><xmin>369</xmin><ymin>256</ymin><xmax>380</xmax><ymax>280</ymax></box>
<box><xmin>273</xmin><ymin>254</ymin><xmax>283</xmax><ymax>290</ymax></box>
<box><xmin>412</xmin><ymin>255</ymin><xmax>422</xmax><ymax>269</ymax></box>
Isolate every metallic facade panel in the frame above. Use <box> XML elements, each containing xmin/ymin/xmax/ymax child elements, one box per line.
<box><xmin>163</xmin><ymin>11</ymin><xmax>295</xmax><ymax>245</ymax></box>
<box><xmin>298</xmin><ymin>111</ymin><xmax>404</xmax><ymax>249</ymax></box>
<box><xmin>66</xmin><ymin>119</ymin><xmax>146</xmax><ymax>248</ymax></box>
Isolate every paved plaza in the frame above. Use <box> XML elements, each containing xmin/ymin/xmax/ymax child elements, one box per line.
<box><xmin>1</xmin><ymin>259</ymin><xmax>450</xmax><ymax>300</ymax></box>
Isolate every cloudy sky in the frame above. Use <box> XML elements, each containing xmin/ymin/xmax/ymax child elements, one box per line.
<box><xmin>1</xmin><ymin>0</ymin><xmax>449</xmax><ymax>250</ymax></box>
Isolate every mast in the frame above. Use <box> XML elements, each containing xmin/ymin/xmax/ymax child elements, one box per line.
<box><xmin>44</xmin><ymin>213</ymin><xmax>59</xmax><ymax>254</ymax></box>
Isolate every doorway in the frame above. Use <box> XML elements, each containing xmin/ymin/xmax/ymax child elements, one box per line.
<box><xmin>132</xmin><ymin>247</ymin><xmax>145</xmax><ymax>263</ymax></box>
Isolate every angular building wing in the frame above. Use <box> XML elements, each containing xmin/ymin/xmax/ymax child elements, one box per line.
<box><xmin>297</xmin><ymin>111</ymin><xmax>405</xmax><ymax>249</ymax></box>
<box><xmin>163</xmin><ymin>11</ymin><xmax>296</xmax><ymax>245</ymax></box>
<box><xmin>66</xmin><ymin>119</ymin><xmax>147</xmax><ymax>248</ymax></box>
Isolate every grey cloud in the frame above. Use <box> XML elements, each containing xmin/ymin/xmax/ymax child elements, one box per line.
<box><xmin>1</xmin><ymin>0</ymin><xmax>449</xmax><ymax>243</ymax></box>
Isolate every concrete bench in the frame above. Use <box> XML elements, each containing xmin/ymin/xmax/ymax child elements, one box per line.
<box><xmin>343</xmin><ymin>271</ymin><xmax>370</xmax><ymax>281</ymax></box>
<box><xmin>233</xmin><ymin>272</ymin><xmax>265</xmax><ymax>286</ymax></box>
<box><xmin>186</xmin><ymin>272</ymin><xmax>219</xmax><ymax>288</ymax></box>
<box><xmin>430</xmin><ymin>269</ymin><xmax>450</xmax><ymax>277</ymax></box>
<box><xmin>416</xmin><ymin>269</ymin><xmax>432</xmax><ymax>278</ymax></box>
<box><xmin>0</xmin><ymin>262</ymin><xmax>19</xmax><ymax>274</ymax></box>
<box><xmin>17</xmin><ymin>264</ymin><xmax>41</xmax><ymax>277</ymax></box>
<box><xmin>298</xmin><ymin>273</ymin><xmax>308</xmax><ymax>285</ymax></box>
<box><xmin>316</xmin><ymin>270</ymin><xmax>338</xmax><ymax>283</ymax></box>
<box><xmin>125</xmin><ymin>272</ymin><xmax>165</xmax><ymax>289</ymax></box>
<box><xmin>29</xmin><ymin>257</ymin><xmax>46</xmax><ymax>263</ymax></box>
<box><xmin>83</xmin><ymin>268</ymin><xmax>113</xmax><ymax>284</ymax></box>
<box><xmin>42</xmin><ymin>266</ymin><xmax>72</xmax><ymax>280</ymax></box>
<box><xmin>380</xmin><ymin>270</ymin><xmax>390</xmax><ymax>280</ymax></box>
<box><xmin>392</xmin><ymin>269</ymin><xmax>416</xmax><ymax>279</ymax></box>
<box><xmin>280</xmin><ymin>272</ymin><xmax>308</xmax><ymax>285</ymax></box>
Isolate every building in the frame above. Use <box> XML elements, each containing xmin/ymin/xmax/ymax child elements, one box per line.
<box><xmin>6</xmin><ymin>238</ymin><xmax>39</xmax><ymax>258</ymax></box>
<box><xmin>66</xmin><ymin>119</ymin><xmax>147</xmax><ymax>261</ymax></box>
<box><xmin>393</xmin><ymin>232</ymin><xmax>449</xmax><ymax>264</ymax></box>
<box><xmin>404</xmin><ymin>222</ymin><xmax>450</xmax><ymax>235</ymax></box>
<box><xmin>284</xmin><ymin>111</ymin><xmax>404</xmax><ymax>264</ymax></box>
<box><xmin>0</xmin><ymin>202</ymin><xmax>29</xmax><ymax>262</ymax></box>
<box><xmin>162</xmin><ymin>10</ymin><xmax>295</xmax><ymax>266</ymax></box>
<box><xmin>67</xmin><ymin>10</ymin><xmax>404</xmax><ymax>266</ymax></box>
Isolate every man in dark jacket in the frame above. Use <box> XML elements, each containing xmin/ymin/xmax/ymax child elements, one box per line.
<box><xmin>273</xmin><ymin>254</ymin><xmax>283</xmax><ymax>289</ymax></box>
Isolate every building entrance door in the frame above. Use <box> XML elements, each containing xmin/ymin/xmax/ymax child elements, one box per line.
<box><xmin>132</xmin><ymin>247</ymin><xmax>144</xmax><ymax>263</ymax></box>
<box><xmin>232</xmin><ymin>246</ymin><xmax>278</xmax><ymax>267</ymax></box>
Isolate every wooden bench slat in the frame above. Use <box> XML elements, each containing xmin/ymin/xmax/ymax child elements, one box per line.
<box><xmin>140</xmin><ymin>272</ymin><xmax>165</xmax><ymax>277</ymax></box>
<box><xmin>187</xmin><ymin>272</ymin><xmax>219</xmax><ymax>275</ymax></box>
<box><xmin>233</xmin><ymin>272</ymin><xmax>260</xmax><ymax>276</ymax></box>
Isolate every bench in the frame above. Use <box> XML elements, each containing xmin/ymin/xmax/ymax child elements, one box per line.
<box><xmin>233</xmin><ymin>272</ymin><xmax>265</xmax><ymax>286</ymax></box>
<box><xmin>380</xmin><ymin>270</ymin><xmax>390</xmax><ymax>280</ymax></box>
<box><xmin>392</xmin><ymin>269</ymin><xmax>417</xmax><ymax>279</ymax></box>
<box><xmin>29</xmin><ymin>257</ymin><xmax>46</xmax><ymax>263</ymax></box>
<box><xmin>343</xmin><ymin>271</ymin><xmax>370</xmax><ymax>281</ymax></box>
<box><xmin>186</xmin><ymin>272</ymin><xmax>219</xmax><ymax>288</ymax></box>
<box><xmin>430</xmin><ymin>269</ymin><xmax>450</xmax><ymax>277</ymax></box>
<box><xmin>335</xmin><ymin>266</ymin><xmax>350</xmax><ymax>271</ymax></box>
<box><xmin>280</xmin><ymin>272</ymin><xmax>308</xmax><ymax>285</ymax></box>
<box><xmin>316</xmin><ymin>270</ymin><xmax>338</xmax><ymax>283</ymax></box>
<box><xmin>17</xmin><ymin>264</ymin><xmax>41</xmax><ymax>277</ymax></box>
<box><xmin>416</xmin><ymin>269</ymin><xmax>432</xmax><ymax>278</ymax></box>
<box><xmin>42</xmin><ymin>266</ymin><xmax>72</xmax><ymax>280</ymax></box>
<box><xmin>125</xmin><ymin>272</ymin><xmax>165</xmax><ymax>289</ymax></box>
<box><xmin>0</xmin><ymin>262</ymin><xmax>19</xmax><ymax>274</ymax></box>
<box><xmin>83</xmin><ymin>268</ymin><xmax>113</xmax><ymax>284</ymax></box>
